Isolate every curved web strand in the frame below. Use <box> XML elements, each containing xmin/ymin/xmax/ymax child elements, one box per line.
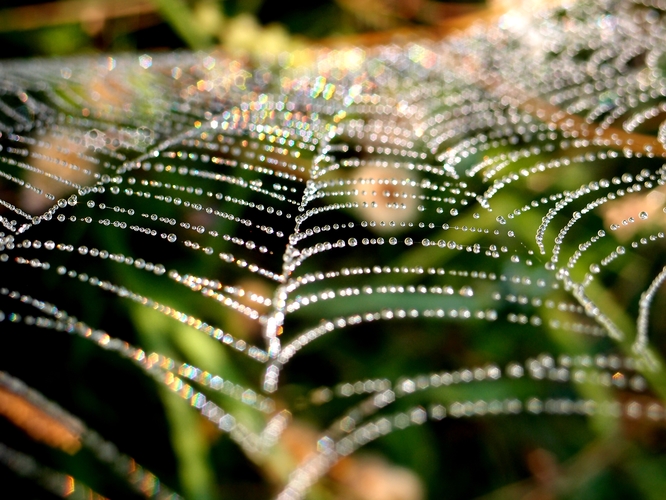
<box><xmin>0</xmin><ymin>371</ymin><xmax>183</xmax><ymax>499</ymax></box>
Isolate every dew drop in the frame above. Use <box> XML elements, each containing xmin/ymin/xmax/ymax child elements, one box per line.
<box><xmin>167</xmin><ymin>233</ymin><xmax>177</xmax><ymax>243</ymax></box>
<box><xmin>659</xmin><ymin>120</ymin><xmax>666</xmax><ymax>146</ymax></box>
<box><xmin>639</xmin><ymin>211</ymin><xmax>648</xmax><ymax>220</ymax></box>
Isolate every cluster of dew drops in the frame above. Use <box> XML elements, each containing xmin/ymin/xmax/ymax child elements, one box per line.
<box><xmin>2</xmin><ymin>1</ymin><xmax>666</xmax><ymax>499</ymax></box>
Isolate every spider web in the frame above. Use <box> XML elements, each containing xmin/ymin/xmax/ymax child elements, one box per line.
<box><xmin>2</xmin><ymin>0</ymin><xmax>666</xmax><ymax>498</ymax></box>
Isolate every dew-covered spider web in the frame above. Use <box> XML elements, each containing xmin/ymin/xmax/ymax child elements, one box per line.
<box><xmin>3</xmin><ymin>0</ymin><xmax>666</xmax><ymax>498</ymax></box>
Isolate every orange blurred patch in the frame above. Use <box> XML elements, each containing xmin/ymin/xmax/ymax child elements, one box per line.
<box><xmin>20</xmin><ymin>133</ymin><xmax>98</xmax><ymax>214</ymax></box>
<box><xmin>0</xmin><ymin>387</ymin><xmax>81</xmax><ymax>454</ymax></box>
<box><xmin>279</xmin><ymin>421</ymin><xmax>423</xmax><ymax>500</ymax></box>
<box><xmin>599</xmin><ymin>188</ymin><xmax>666</xmax><ymax>241</ymax></box>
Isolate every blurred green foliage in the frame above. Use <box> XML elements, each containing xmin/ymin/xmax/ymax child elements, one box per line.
<box><xmin>0</xmin><ymin>0</ymin><xmax>486</xmax><ymax>59</ymax></box>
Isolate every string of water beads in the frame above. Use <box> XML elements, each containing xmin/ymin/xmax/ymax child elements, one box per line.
<box><xmin>170</xmin><ymin>271</ymin><xmax>272</xmax><ymax>306</ymax></box>
<box><xmin>279</xmin><ymin>281</ymin><xmax>620</xmax><ymax>363</ymax></box>
<box><xmin>0</xmin><ymin>372</ymin><xmax>182</xmax><ymax>499</ymax></box>
<box><xmin>533</xmin><ymin>167</ymin><xmax>664</xmax><ymax>257</ymax></box>
<box><xmin>0</xmin><ymin>147</ymin><xmax>91</xmax><ymax>196</ymax></box>
<box><xmin>5</xmin><ymin>0</ymin><xmax>666</xmax><ymax>497</ymax></box>
<box><xmin>279</xmin><ymin>386</ymin><xmax>661</xmax><ymax>499</ymax></box>
<box><xmin>0</xmin><ymin>443</ymin><xmax>110</xmax><ymax>500</ymax></box>
<box><xmin>0</xmin><ymin>288</ymin><xmax>273</xmax><ymax>413</ymax></box>
<box><xmin>150</xmin><ymin>0</ymin><xmax>666</xmax><ymax>484</ymax></box>
<box><xmin>318</xmin><ymin>366</ymin><xmax>650</xmax><ymax>455</ymax></box>
<box><xmin>580</xmin><ymin>230</ymin><xmax>666</xmax><ymax>289</ymax></box>
<box><xmin>464</xmin><ymin>44</ymin><xmax>665</xmax><ymax>154</ymax></box>
<box><xmin>272</xmin><ymin>304</ymin><xmax>500</xmax><ymax>371</ymax></box>
<box><xmin>306</xmin><ymin>352</ymin><xmax>649</xmax><ymax>406</ymax></box>
<box><xmin>57</xmin><ymin>193</ymin><xmax>288</xmax><ymax>282</ymax></box>
<box><xmin>326</xmin><ymin>351</ymin><xmax>652</xmax><ymax>429</ymax></box>
<box><xmin>482</xmin><ymin>149</ymin><xmax>627</xmax><ymax>214</ymax></box>
<box><xmin>428</xmin><ymin>112</ymin><xmax>530</xmax><ymax>164</ymax></box>
<box><xmin>0</xmin><ymin>298</ymin><xmax>293</xmax><ymax>460</ymax></box>
<box><xmin>282</xmin><ymin>262</ymin><xmax>556</xmax><ymax>300</ymax></box>
<box><xmin>635</xmin><ymin>264</ymin><xmax>666</xmax><ymax>354</ymax></box>
<box><xmin>0</xmin><ymin>70</ymin><xmax>320</xmax><ymax>217</ymax></box>
<box><xmin>116</xmin><ymin>145</ymin><xmax>305</xmax><ymax>212</ymax></box>
<box><xmin>291</xmin><ymin>223</ymin><xmax>515</xmax><ymax>263</ymax></box>
<box><xmin>122</xmin><ymin>162</ymin><xmax>303</xmax><ymax>205</ymax></box>
<box><xmin>0</xmin><ymin>241</ymin><xmax>270</xmax><ymax>361</ymax></box>
<box><xmin>117</xmin><ymin>191</ymin><xmax>288</xmax><ymax>246</ymax></box>
<box><xmin>315</xmin><ymin>177</ymin><xmax>479</xmax><ymax>215</ymax></box>
<box><xmin>623</xmin><ymin>102</ymin><xmax>666</xmax><ymax>132</ymax></box>
<box><xmin>168</xmin><ymin>271</ymin><xmax>265</xmax><ymax>322</ymax></box>
<box><xmin>472</xmin><ymin>143</ymin><xmax>558</xmax><ymax>182</ymax></box>
<box><xmin>567</xmin><ymin>230</ymin><xmax>610</xmax><ymax>270</ymax></box>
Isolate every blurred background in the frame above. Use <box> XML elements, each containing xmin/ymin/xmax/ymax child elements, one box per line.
<box><xmin>0</xmin><ymin>0</ymin><xmax>488</xmax><ymax>59</ymax></box>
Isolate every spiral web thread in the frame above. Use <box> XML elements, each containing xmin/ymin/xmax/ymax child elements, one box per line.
<box><xmin>2</xmin><ymin>0</ymin><xmax>666</xmax><ymax>498</ymax></box>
